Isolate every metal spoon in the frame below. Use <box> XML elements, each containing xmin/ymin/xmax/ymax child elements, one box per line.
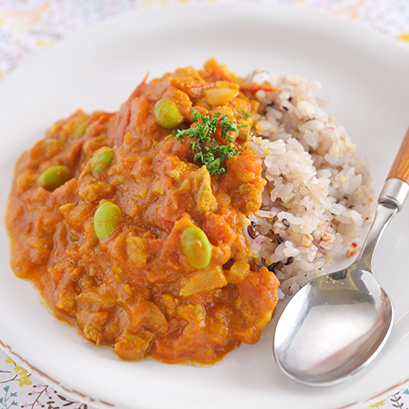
<box><xmin>273</xmin><ymin>127</ymin><xmax>409</xmax><ymax>386</ymax></box>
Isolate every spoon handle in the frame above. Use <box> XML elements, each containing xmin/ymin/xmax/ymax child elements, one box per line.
<box><xmin>378</xmin><ymin>127</ymin><xmax>409</xmax><ymax>212</ymax></box>
<box><xmin>357</xmin><ymin>126</ymin><xmax>409</xmax><ymax>270</ymax></box>
<box><xmin>388</xmin><ymin>126</ymin><xmax>409</xmax><ymax>183</ymax></box>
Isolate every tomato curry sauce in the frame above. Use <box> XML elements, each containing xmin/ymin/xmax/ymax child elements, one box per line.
<box><xmin>6</xmin><ymin>60</ymin><xmax>280</xmax><ymax>363</ymax></box>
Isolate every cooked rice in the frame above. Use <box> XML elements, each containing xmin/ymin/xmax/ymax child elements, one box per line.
<box><xmin>244</xmin><ymin>69</ymin><xmax>376</xmax><ymax>297</ymax></box>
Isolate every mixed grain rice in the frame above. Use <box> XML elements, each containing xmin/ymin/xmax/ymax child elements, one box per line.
<box><xmin>244</xmin><ymin>69</ymin><xmax>376</xmax><ymax>298</ymax></box>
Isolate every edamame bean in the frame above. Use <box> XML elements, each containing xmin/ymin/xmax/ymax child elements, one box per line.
<box><xmin>76</xmin><ymin>123</ymin><xmax>89</xmax><ymax>137</ymax></box>
<box><xmin>180</xmin><ymin>226</ymin><xmax>212</xmax><ymax>269</ymax></box>
<box><xmin>42</xmin><ymin>138</ymin><xmax>64</xmax><ymax>148</ymax></box>
<box><xmin>154</xmin><ymin>98</ymin><xmax>183</xmax><ymax>129</ymax></box>
<box><xmin>94</xmin><ymin>201</ymin><xmax>122</xmax><ymax>240</ymax></box>
<box><xmin>37</xmin><ymin>165</ymin><xmax>71</xmax><ymax>191</ymax></box>
<box><xmin>90</xmin><ymin>147</ymin><xmax>114</xmax><ymax>174</ymax></box>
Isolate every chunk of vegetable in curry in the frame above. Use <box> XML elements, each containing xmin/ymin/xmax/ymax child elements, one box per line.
<box><xmin>6</xmin><ymin>59</ymin><xmax>280</xmax><ymax>364</ymax></box>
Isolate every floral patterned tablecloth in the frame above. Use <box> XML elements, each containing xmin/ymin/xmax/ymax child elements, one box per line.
<box><xmin>1</xmin><ymin>1</ymin><xmax>409</xmax><ymax>408</ymax></box>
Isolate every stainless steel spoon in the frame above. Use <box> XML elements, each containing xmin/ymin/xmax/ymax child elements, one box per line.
<box><xmin>273</xmin><ymin>127</ymin><xmax>409</xmax><ymax>386</ymax></box>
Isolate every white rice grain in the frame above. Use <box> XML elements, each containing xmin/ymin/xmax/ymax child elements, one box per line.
<box><xmin>245</xmin><ymin>69</ymin><xmax>376</xmax><ymax>295</ymax></box>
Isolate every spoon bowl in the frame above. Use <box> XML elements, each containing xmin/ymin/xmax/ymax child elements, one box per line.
<box><xmin>273</xmin><ymin>127</ymin><xmax>409</xmax><ymax>386</ymax></box>
<box><xmin>274</xmin><ymin>267</ymin><xmax>394</xmax><ymax>386</ymax></box>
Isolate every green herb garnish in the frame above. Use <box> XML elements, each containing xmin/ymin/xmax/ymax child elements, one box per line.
<box><xmin>173</xmin><ymin>110</ymin><xmax>245</xmax><ymax>175</ymax></box>
<box><xmin>244</xmin><ymin>112</ymin><xmax>251</xmax><ymax>118</ymax></box>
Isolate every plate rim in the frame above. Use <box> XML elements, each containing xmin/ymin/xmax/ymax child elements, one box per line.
<box><xmin>1</xmin><ymin>2</ymin><xmax>409</xmax><ymax>409</ymax></box>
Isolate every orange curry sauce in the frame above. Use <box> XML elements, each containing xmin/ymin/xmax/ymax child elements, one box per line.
<box><xmin>6</xmin><ymin>60</ymin><xmax>280</xmax><ymax>363</ymax></box>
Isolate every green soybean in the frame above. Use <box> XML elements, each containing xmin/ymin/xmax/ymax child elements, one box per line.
<box><xmin>180</xmin><ymin>226</ymin><xmax>212</xmax><ymax>269</ymax></box>
<box><xmin>154</xmin><ymin>98</ymin><xmax>183</xmax><ymax>129</ymax></box>
<box><xmin>76</xmin><ymin>123</ymin><xmax>89</xmax><ymax>137</ymax></box>
<box><xmin>42</xmin><ymin>138</ymin><xmax>64</xmax><ymax>149</ymax></box>
<box><xmin>94</xmin><ymin>201</ymin><xmax>122</xmax><ymax>240</ymax></box>
<box><xmin>37</xmin><ymin>166</ymin><xmax>71</xmax><ymax>191</ymax></box>
<box><xmin>90</xmin><ymin>147</ymin><xmax>114</xmax><ymax>175</ymax></box>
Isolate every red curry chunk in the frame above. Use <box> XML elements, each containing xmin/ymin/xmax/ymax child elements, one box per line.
<box><xmin>6</xmin><ymin>60</ymin><xmax>280</xmax><ymax>363</ymax></box>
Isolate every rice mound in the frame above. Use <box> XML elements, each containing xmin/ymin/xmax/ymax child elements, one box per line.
<box><xmin>244</xmin><ymin>70</ymin><xmax>376</xmax><ymax>298</ymax></box>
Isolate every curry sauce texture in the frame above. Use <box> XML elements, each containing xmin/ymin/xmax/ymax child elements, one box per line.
<box><xmin>6</xmin><ymin>60</ymin><xmax>280</xmax><ymax>363</ymax></box>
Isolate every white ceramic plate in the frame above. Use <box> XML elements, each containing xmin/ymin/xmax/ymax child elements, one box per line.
<box><xmin>1</xmin><ymin>3</ymin><xmax>409</xmax><ymax>409</ymax></box>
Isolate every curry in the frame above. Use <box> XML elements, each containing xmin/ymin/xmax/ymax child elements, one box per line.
<box><xmin>6</xmin><ymin>60</ymin><xmax>280</xmax><ymax>363</ymax></box>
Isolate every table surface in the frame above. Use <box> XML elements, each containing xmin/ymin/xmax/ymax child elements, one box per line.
<box><xmin>1</xmin><ymin>1</ymin><xmax>409</xmax><ymax>408</ymax></box>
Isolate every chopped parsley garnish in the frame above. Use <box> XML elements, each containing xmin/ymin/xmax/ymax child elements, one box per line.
<box><xmin>244</xmin><ymin>112</ymin><xmax>251</xmax><ymax>118</ymax></box>
<box><xmin>173</xmin><ymin>110</ymin><xmax>246</xmax><ymax>175</ymax></box>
